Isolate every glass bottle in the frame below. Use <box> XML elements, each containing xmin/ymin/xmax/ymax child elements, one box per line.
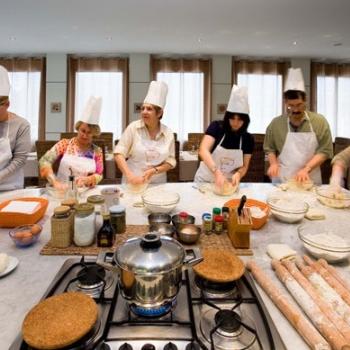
<box><xmin>109</xmin><ymin>205</ymin><xmax>126</xmax><ymax>234</ymax></box>
<box><xmin>97</xmin><ymin>213</ymin><xmax>115</xmax><ymax>247</ymax></box>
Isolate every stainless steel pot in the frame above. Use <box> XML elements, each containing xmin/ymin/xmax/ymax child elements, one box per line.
<box><xmin>98</xmin><ymin>233</ymin><xmax>202</xmax><ymax>308</ymax></box>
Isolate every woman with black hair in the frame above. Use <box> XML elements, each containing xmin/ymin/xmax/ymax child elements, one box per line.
<box><xmin>194</xmin><ymin>85</ymin><xmax>254</xmax><ymax>189</ymax></box>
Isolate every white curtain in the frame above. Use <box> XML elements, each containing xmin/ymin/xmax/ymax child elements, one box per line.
<box><xmin>317</xmin><ymin>76</ymin><xmax>350</xmax><ymax>138</ymax></box>
<box><xmin>157</xmin><ymin>72</ymin><xmax>204</xmax><ymax>142</ymax></box>
<box><xmin>75</xmin><ymin>72</ymin><xmax>123</xmax><ymax>139</ymax></box>
<box><xmin>8</xmin><ymin>72</ymin><xmax>41</xmax><ymax>144</ymax></box>
<box><xmin>237</xmin><ymin>73</ymin><xmax>282</xmax><ymax>134</ymax></box>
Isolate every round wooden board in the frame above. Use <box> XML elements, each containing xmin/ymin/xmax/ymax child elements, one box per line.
<box><xmin>22</xmin><ymin>292</ymin><xmax>98</xmax><ymax>349</ymax></box>
<box><xmin>193</xmin><ymin>249</ymin><xmax>245</xmax><ymax>282</ymax></box>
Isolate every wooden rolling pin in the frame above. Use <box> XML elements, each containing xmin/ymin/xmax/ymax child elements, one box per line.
<box><xmin>318</xmin><ymin>259</ymin><xmax>350</xmax><ymax>291</ymax></box>
<box><xmin>246</xmin><ymin>260</ymin><xmax>330</xmax><ymax>350</ymax></box>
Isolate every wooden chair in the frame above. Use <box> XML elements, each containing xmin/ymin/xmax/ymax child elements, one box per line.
<box><xmin>241</xmin><ymin>134</ymin><xmax>266</xmax><ymax>183</ymax></box>
<box><xmin>35</xmin><ymin>140</ymin><xmax>58</xmax><ymax>187</ymax></box>
<box><xmin>167</xmin><ymin>140</ymin><xmax>180</xmax><ymax>182</ymax></box>
<box><xmin>334</xmin><ymin>137</ymin><xmax>350</xmax><ymax>155</ymax></box>
<box><xmin>113</xmin><ymin>139</ymin><xmax>123</xmax><ymax>182</ymax></box>
<box><xmin>60</xmin><ymin>132</ymin><xmax>77</xmax><ymax>139</ymax></box>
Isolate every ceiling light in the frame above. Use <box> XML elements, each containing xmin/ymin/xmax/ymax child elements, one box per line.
<box><xmin>293</xmin><ymin>41</ymin><xmax>297</xmax><ymax>46</ymax></box>
<box><xmin>105</xmin><ymin>36</ymin><xmax>113</xmax><ymax>41</ymax></box>
<box><xmin>9</xmin><ymin>36</ymin><xmax>16</xmax><ymax>41</ymax></box>
<box><xmin>333</xmin><ymin>42</ymin><xmax>343</xmax><ymax>47</ymax></box>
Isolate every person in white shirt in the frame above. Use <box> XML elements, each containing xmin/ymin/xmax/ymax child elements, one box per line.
<box><xmin>114</xmin><ymin>81</ymin><xmax>176</xmax><ymax>185</ymax></box>
<box><xmin>0</xmin><ymin>65</ymin><xmax>30</xmax><ymax>191</ymax></box>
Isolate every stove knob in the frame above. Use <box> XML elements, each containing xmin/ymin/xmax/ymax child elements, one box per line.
<box><xmin>164</xmin><ymin>342</ymin><xmax>178</xmax><ymax>350</ymax></box>
<box><xmin>142</xmin><ymin>344</ymin><xmax>156</xmax><ymax>350</ymax></box>
<box><xmin>119</xmin><ymin>343</ymin><xmax>133</xmax><ymax>350</ymax></box>
<box><xmin>185</xmin><ymin>342</ymin><xmax>201</xmax><ymax>350</ymax></box>
<box><xmin>99</xmin><ymin>344</ymin><xmax>111</xmax><ymax>350</ymax></box>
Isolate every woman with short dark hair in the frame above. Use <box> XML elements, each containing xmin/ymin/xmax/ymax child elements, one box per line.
<box><xmin>194</xmin><ymin>85</ymin><xmax>254</xmax><ymax>189</ymax></box>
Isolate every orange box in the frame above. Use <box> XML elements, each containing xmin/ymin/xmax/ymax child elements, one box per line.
<box><xmin>0</xmin><ymin>197</ymin><xmax>49</xmax><ymax>228</ymax></box>
<box><xmin>224</xmin><ymin>198</ymin><xmax>269</xmax><ymax>230</ymax></box>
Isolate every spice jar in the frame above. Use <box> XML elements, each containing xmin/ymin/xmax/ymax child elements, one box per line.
<box><xmin>214</xmin><ymin>215</ymin><xmax>224</xmax><ymax>235</ymax></box>
<box><xmin>51</xmin><ymin>205</ymin><xmax>74</xmax><ymax>248</ymax></box>
<box><xmin>87</xmin><ymin>195</ymin><xmax>105</xmax><ymax>213</ymax></box>
<box><xmin>222</xmin><ymin>207</ymin><xmax>230</xmax><ymax>232</ymax></box>
<box><xmin>110</xmin><ymin>204</ymin><xmax>126</xmax><ymax>234</ymax></box>
<box><xmin>202</xmin><ymin>213</ymin><xmax>212</xmax><ymax>235</ymax></box>
<box><xmin>212</xmin><ymin>207</ymin><xmax>221</xmax><ymax>219</ymax></box>
<box><xmin>74</xmin><ymin>203</ymin><xmax>95</xmax><ymax>246</ymax></box>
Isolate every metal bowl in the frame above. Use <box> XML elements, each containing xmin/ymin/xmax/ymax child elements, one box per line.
<box><xmin>176</xmin><ymin>224</ymin><xmax>201</xmax><ymax>244</ymax></box>
<box><xmin>149</xmin><ymin>223</ymin><xmax>176</xmax><ymax>237</ymax></box>
<box><xmin>148</xmin><ymin>213</ymin><xmax>172</xmax><ymax>225</ymax></box>
<box><xmin>172</xmin><ymin>214</ymin><xmax>195</xmax><ymax>228</ymax></box>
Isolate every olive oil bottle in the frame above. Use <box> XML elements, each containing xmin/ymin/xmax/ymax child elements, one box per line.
<box><xmin>97</xmin><ymin>213</ymin><xmax>115</xmax><ymax>247</ymax></box>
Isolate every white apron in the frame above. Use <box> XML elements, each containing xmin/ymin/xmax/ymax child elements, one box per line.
<box><xmin>123</xmin><ymin>136</ymin><xmax>170</xmax><ymax>184</ymax></box>
<box><xmin>277</xmin><ymin>112</ymin><xmax>322</xmax><ymax>185</ymax></box>
<box><xmin>57</xmin><ymin>152</ymin><xmax>96</xmax><ymax>182</ymax></box>
<box><xmin>0</xmin><ymin>120</ymin><xmax>24</xmax><ymax>191</ymax></box>
<box><xmin>194</xmin><ymin>134</ymin><xmax>243</xmax><ymax>183</ymax></box>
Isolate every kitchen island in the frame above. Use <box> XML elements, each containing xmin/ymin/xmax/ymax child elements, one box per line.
<box><xmin>0</xmin><ymin>182</ymin><xmax>349</xmax><ymax>349</ymax></box>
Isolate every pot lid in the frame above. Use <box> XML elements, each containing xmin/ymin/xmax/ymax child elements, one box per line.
<box><xmin>115</xmin><ymin>233</ymin><xmax>185</xmax><ymax>273</ymax></box>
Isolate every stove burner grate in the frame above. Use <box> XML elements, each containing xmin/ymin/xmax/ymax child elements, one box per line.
<box><xmin>195</xmin><ymin>275</ymin><xmax>237</xmax><ymax>297</ymax></box>
<box><xmin>215</xmin><ymin>309</ymin><xmax>241</xmax><ymax>334</ymax></box>
<box><xmin>130</xmin><ymin>300</ymin><xmax>174</xmax><ymax>318</ymax></box>
<box><xmin>77</xmin><ymin>265</ymin><xmax>106</xmax><ymax>289</ymax></box>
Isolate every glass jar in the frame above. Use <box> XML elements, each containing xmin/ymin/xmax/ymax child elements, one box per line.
<box><xmin>74</xmin><ymin>203</ymin><xmax>95</xmax><ymax>246</ymax></box>
<box><xmin>87</xmin><ymin>195</ymin><xmax>105</xmax><ymax>213</ymax></box>
<box><xmin>202</xmin><ymin>213</ymin><xmax>212</xmax><ymax>235</ymax></box>
<box><xmin>214</xmin><ymin>215</ymin><xmax>224</xmax><ymax>235</ymax></box>
<box><xmin>110</xmin><ymin>204</ymin><xmax>126</xmax><ymax>234</ymax></box>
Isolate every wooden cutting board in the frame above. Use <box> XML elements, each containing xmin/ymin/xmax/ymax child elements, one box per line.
<box><xmin>22</xmin><ymin>292</ymin><xmax>98</xmax><ymax>349</ymax></box>
<box><xmin>193</xmin><ymin>248</ymin><xmax>245</xmax><ymax>282</ymax></box>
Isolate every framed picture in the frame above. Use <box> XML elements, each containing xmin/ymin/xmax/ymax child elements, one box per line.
<box><xmin>134</xmin><ymin>103</ymin><xmax>142</xmax><ymax>113</ymax></box>
<box><xmin>217</xmin><ymin>103</ymin><xmax>227</xmax><ymax>114</ymax></box>
<box><xmin>50</xmin><ymin>102</ymin><xmax>62</xmax><ymax>113</ymax></box>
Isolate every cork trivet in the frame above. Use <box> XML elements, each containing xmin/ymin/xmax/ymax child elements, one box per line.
<box><xmin>22</xmin><ymin>292</ymin><xmax>98</xmax><ymax>349</ymax></box>
<box><xmin>40</xmin><ymin>225</ymin><xmax>253</xmax><ymax>256</ymax></box>
<box><xmin>193</xmin><ymin>249</ymin><xmax>245</xmax><ymax>282</ymax></box>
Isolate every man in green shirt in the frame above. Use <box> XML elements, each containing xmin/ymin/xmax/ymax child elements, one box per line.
<box><xmin>263</xmin><ymin>68</ymin><xmax>333</xmax><ymax>185</ymax></box>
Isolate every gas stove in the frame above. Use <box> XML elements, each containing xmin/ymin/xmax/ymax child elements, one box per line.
<box><xmin>10</xmin><ymin>253</ymin><xmax>286</xmax><ymax>350</ymax></box>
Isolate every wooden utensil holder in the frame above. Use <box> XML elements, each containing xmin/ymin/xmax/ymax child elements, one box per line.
<box><xmin>227</xmin><ymin>207</ymin><xmax>252</xmax><ymax>249</ymax></box>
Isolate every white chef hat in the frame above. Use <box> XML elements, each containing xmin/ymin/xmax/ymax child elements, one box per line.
<box><xmin>144</xmin><ymin>81</ymin><xmax>168</xmax><ymax>109</ymax></box>
<box><xmin>0</xmin><ymin>65</ymin><xmax>10</xmax><ymax>97</ymax></box>
<box><xmin>227</xmin><ymin>85</ymin><xmax>249</xmax><ymax>114</ymax></box>
<box><xmin>284</xmin><ymin>68</ymin><xmax>305</xmax><ymax>92</ymax></box>
<box><xmin>78</xmin><ymin>96</ymin><xmax>102</xmax><ymax>125</ymax></box>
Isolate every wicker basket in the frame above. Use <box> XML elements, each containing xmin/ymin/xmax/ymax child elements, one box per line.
<box><xmin>50</xmin><ymin>207</ymin><xmax>74</xmax><ymax>248</ymax></box>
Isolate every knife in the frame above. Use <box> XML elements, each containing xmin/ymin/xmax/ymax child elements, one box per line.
<box><xmin>237</xmin><ymin>195</ymin><xmax>247</xmax><ymax>217</ymax></box>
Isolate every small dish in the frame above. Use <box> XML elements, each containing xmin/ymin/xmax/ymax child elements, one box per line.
<box><xmin>316</xmin><ymin>185</ymin><xmax>350</xmax><ymax>209</ymax></box>
<box><xmin>149</xmin><ymin>223</ymin><xmax>176</xmax><ymax>237</ymax></box>
<box><xmin>0</xmin><ymin>256</ymin><xmax>19</xmax><ymax>278</ymax></box>
<box><xmin>176</xmin><ymin>224</ymin><xmax>201</xmax><ymax>244</ymax></box>
<box><xmin>148</xmin><ymin>213</ymin><xmax>172</xmax><ymax>224</ymax></box>
<box><xmin>9</xmin><ymin>224</ymin><xmax>42</xmax><ymax>248</ymax></box>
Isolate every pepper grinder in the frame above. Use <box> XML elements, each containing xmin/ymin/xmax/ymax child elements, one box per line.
<box><xmin>66</xmin><ymin>167</ymin><xmax>77</xmax><ymax>200</ymax></box>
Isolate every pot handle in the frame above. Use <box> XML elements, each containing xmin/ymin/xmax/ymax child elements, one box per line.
<box><xmin>96</xmin><ymin>251</ymin><xmax>120</xmax><ymax>274</ymax></box>
<box><xmin>183</xmin><ymin>248</ymin><xmax>203</xmax><ymax>270</ymax></box>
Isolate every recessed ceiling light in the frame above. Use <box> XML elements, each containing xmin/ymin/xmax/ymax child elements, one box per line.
<box><xmin>293</xmin><ymin>41</ymin><xmax>297</xmax><ymax>46</ymax></box>
<box><xmin>333</xmin><ymin>42</ymin><xmax>343</xmax><ymax>47</ymax></box>
<box><xmin>105</xmin><ymin>36</ymin><xmax>113</xmax><ymax>41</ymax></box>
<box><xmin>197</xmin><ymin>37</ymin><xmax>202</xmax><ymax>43</ymax></box>
<box><xmin>9</xmin><ymin>36</ymin><xmax>16</xmax><ymax>41</ymax></box>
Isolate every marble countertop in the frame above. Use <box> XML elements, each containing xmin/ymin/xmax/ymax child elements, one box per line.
<box><xmin>0</xmin><ymin>182</ymin><xmax>349</xmax><ymax>349</ymax></box>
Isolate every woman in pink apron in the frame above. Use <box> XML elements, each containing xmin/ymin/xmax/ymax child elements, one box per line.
<box><xmin>195</xmin><ymin>85</ymin><xmax>254</xmax><ymax>190</ymax></box>
<box><xmin>39</xmin><ymin>96</ymin><xmax>104</xmax><ymax>189</ymax></box>
<box><xmin>114</xmin><ymin>81</ymin><xmax>176</xmax><ymax>185</ymax></box>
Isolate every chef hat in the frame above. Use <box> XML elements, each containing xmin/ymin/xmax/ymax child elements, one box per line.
<box><xmin>0</xmin><ymin>65</ymin><xmax>10</xmax><ymax>97</ymax></box>
<box><xmin>284</xmin><ymin>68</ymin><xmax>305</xmax><ymax>92</ymax></box>
<box><xmin>78</xmin><ymin>96</ymin><xmax>102</xmax><ymax>125</ymax></box>
<box><xmin>144</xmin><ymin>81</ymin><xmax>168</xmax><ymax>109</ymax></box>
<box><xmin>227</xmin><ymin>85</ymin><xmax>249</xmax><ymax>114</ymax></box>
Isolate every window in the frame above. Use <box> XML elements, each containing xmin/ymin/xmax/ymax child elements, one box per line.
<box><xmin>156</xmin><ymin>72</ymin><xmax>204</xmax><ymax>142</ymax></box>
<box><xmin>152</xmin><ymin>57</ymin><xmax>211</xmax><ymax>143</ymax></box>
<box><xmin>74</xmin><ymin>72</ymin><xmax>123</xmax><ymax>138</ymax></box>
<box><xmin>67</xmin><ymin>56</ymin><xmax>128</xmax><ymax>140</ymax></box>
<box><xmin>8</xmin><ymin>71</ymin><xmax>41</xmax><ymax>144</ymax></box>
<box><xmin>0</xmin><ymin>57</ymin><xmax>45</xmax><ymax>142</ymax></box>
<box><xmin>312</xmin><ymin>62</ymin><xmax>350</xmax><ymax>138</ymax></box>
<box><xmin>233</xmin><ymin>59</ymin><xmax>289</xmax><ymax>134</ymax></box>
